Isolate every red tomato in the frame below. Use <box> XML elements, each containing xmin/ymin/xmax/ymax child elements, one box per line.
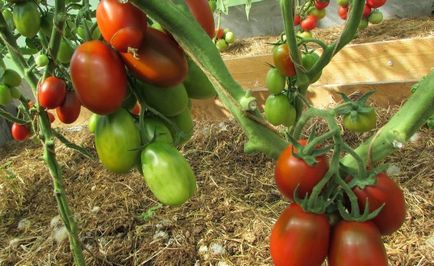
<box><xmin>130</xmin><ymin>102</ymin><xmax>141</xmax><ymax>116</ymax></box>
<box><xmin>47</xmin><ymin>111</ymin><xmax>55</xmax><ymax>123</ymax></box>
<box><xmin>315</xmin><ymin>0</ymin><xmax>330</xmax><ymax>9</ymax></box>
<box><xmin>367</xmin><ymin>0</ymin><xmax>387</xmax><ymax>8</ymax></box>
<box><xmin>272</xmin><ymin>43</ymin><xmax>296</xmax><ymax>77</ymax></box>
<box><xmin>301</xmin><ymin>15</ymin><xmax>318</xmax><ymax>31</ymax></box>
<box><xmin>70</xmin><ymin>40</ymin><xmax>127</xmax><ymax>115</ymax></box>
<box><xmin>96</xmin><ymin>0</ymin><xmax>147</xmax><ymax>52</ymax></box>
<box><xmin>294</xmin><ymin>15</ymin><xmax>301</xmax><ymax>26</ymax></box>
<box><xmin>121</xmin><ymin>28</ymin><xmax>188</xmax><ymax>87</ymax></box>
<box><xmin>338</xmin><ymin>6</ymin><xmax>348</xmax><ymax>20</ymax></box>
<box><xmin>11</xmin><ymin>123</ymin><xmax>30</xmax><ymax>141</ymax></box>
<box><xmin>56</xmin><ymin>91</ymin><xmax>81</xmax><ymax>124</ymax></box>
<box><xmin>353</xmin><ymin>173</ymin><xmax>406</xmax><ymax>235</ymax></box>
<box><xmin>185</xmin><ymin>0</ymin><xmax>215</xmax><ymax>38</ymax></box>
<box><xmin>38</xmin><ymin>76</ymin><xmax>66</xmax><ymax>109</ymax></box>
<box><xmin>215</xmin><ymin>28</ymin><xmax>224</xmax><ymax>39</ymax></box>
<box><xmin>328</xmin><ymin>221</ymin><xmax>388</xmax><ymax>266</ymax></box>
<box><xmin>274</xmin><ymin>140</ymin><xmax>328</xmax><ymax>199</ymax></box>
<box><xmin>270</xmin><ymin>204</ymin><xmax>330</xmax><ymax>266</ymax></box>
<box><xmin>363</xmin><ymin>4</ymin><xmax>372</xmax><ymax>18</ymax></box>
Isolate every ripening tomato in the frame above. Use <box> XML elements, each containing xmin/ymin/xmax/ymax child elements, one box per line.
<box><xmin>121</xmin><ymin>28</ymin><xmax>188</xmax><ymax>87</ymax></box>
<box><xmin>337</xmin><ymin>0</ymin><xmax>349</xmax><ymax>7</ymax></box>
<box><xmin>11</xmin><ymin>123</ymin><xmax>30</xmax><ymax>141</ymax></box>
<box><xmin>96</xmin><ymin>0</ymin><xmax>147</xmax><ymax>52</ymax></box>
<box><xmin>338</xmin><ymin>6</ymin><xmax>348</xmax><ymax>20</ymax></box>
<box><xmin>215</xmin><ymin>28</ymin><xmax>225</xmax><ymax>39</ymax></box>
<box><xmin>353</xmin><ymin>173</ymin><xmax>406</xmax><ymax>235</ymax></box>
<box><xmin>301</xmin><ymin>15</ymin><xmax>317</xmax><ymax>31</ymax></box>
<box><xmin>70</xmin><ymin>40</ymin><xmax>127</xmax><ymax>115</ymax></box>
<box><xmin>56</xmin><ymin>91</ymin><xmax>81</xmax><ymax>124</ymax></box>
<box><xmin>270</xmin><ymin>204</ymin><xmax>330</xmax><ymax>266</ymax></box>
<box><xmin>367</xmin><ymin>0</ymin><xmax>387</xmax><ymax>8</ymax></box>
<box><xmin>273</xmin><ymin>43</ymin><xmax>296</xmax><ymax>77</ymax></box>
<box><xmin>130</xmin><ymin>102</ymin><xmax>141</xmax><ymax>116</ymax></box>
<box><xmin>275</xmin><ymin>140</ymin><xmax>328</xmax><ymax>200</ymax></box>
<box><xmin>315</xmin><ymin>0</ymin><xmax>329</xmax><ymax>9</ymax></box>
<box><xmin>294</xmin><ymin>15</ymin><xmax>301</xmax><ymax>25</ymax></box>
<box><xmin>363</xmin><ymin>4</ymin><xmax>372</xmax><ymax>18</ymax></box>
<box><xmin>38</xmin><ymin>76</ymin><xmax>67</xmax><ymax>109</ymax></box>
<box><xmin>328</xmin><ymin>221</ymin><xmax>388</xmax><ymax>266</ymax></box>
<box><xmin>185</xmin><ymin>0</ymin><xmax>215</xmax><ymax>38</ymax></box>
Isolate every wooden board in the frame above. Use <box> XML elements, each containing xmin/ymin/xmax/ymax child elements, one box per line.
<box><xmin>224</xmin><ymin>37</ymin><xmax>434</xmax><ymax>89</ymax></box>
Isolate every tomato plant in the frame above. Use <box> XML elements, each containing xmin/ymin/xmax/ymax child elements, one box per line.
<box><xmin>270</xmin><ymin>204</ymin><xmax>330</xmax><ymax>266</ymax></box>
<box><xmin>328</xmin><ymin>221</ymin><xmax>388</xmax><ymax>266</ymax></box>
<box><xmin>96</xmin><ymin>0</ymin><xmax>148</xmax><ymax>52</ymax></box>
<box><xmin>121</xmin><ymin>28</ymin><xmax>188</xmax><ymax>87</ymax></box>
<box><xmin>70</xmin><ymin>40</ymin><xmax>127</xmax><ymax>115</ymax></box>
<box><xmin>353</xmin><ymin>173</ymin><xmax>406</xmax><ymax>235</ymax></box>
<box><xmin>38</xmin><ymin>77</ymin><xmax>67</xmax><ymax>109</ymax></box>
<box><xmin>274</xmin><ymin>140</ymin><xmax>328</xmax><ymax>200</ymax></box>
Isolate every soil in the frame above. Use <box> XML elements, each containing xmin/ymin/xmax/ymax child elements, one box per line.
<box><xmin>1</xmin><ymin>18</ymin><xmax>434</xmax><ymax>266</ymax></box>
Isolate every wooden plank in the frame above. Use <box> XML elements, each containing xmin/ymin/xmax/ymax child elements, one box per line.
<box><xmin>224</xmin><ymin>37</ymin><xmax>434</xmax><ymax>89</ymax></box>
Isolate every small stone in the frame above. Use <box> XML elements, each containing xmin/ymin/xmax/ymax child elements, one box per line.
<box><xmin>217</xmin><ymin>261</ymin><xmax>230</xmax><ymax>266</ymax></box>
<box><xmin>426</xmin><ymin>235</ymin><xmax>434</xmax><ymax>248</ymax></box>
<box><xmin>386</xmin><ymin>165</ymin><xmax>401</xmax><ymax>176</ymax></box>
<box><xmin>50</xmin><ymin>215</ymin><xmax>62</xmax><ymax>228</ymax></box>
<box><xmin>210</xmin><ymin>243</ymin><xmax>226</xmax><ymax>255</ymax></box>
<box><xmin>198</xmin><ymin>245</ymin><xmax>208</xmax><ymax>254</ymax></box>
<box><xmin>17</xmin><ymin>218</ymin><xmax>31</xmax><ymax>231</ymax></box>
<box><xmin>53</xmin><ymin>226</ymin><xmax>69</xmax><ymax>244</ymax></box>
<box><xmin>153</xmin><ymin>230</ymin><xmax>169</xmax><ymax>240</ymax></box>
<box><xmin>91</xmin><ymin>206</ymin><xmax>101</xmax><ymax>213</ymax></box>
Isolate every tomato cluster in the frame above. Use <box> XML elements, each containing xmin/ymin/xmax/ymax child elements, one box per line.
<box><xmin>338</xmin><ymin>0</ymin><xmax>386</xmax><ymax>29</ymax></box>
<box><xmin>294</xmin><ymin>0</ymin><xmax>330</xmax><ymax>38</ymax></box>
<box><xmin>214</xmin><ymin>28</ymin><xmax>236</xmax><ymax>52</ymax></box>
<box><xmin>66</xmin><ymin>0</ymin><xmax>217</xmax><ymax>206</ymax></box>
<box><xmin>271</xmin><ymin>136</ymin><xmax>406</xmax><ymax>265</ymax></box>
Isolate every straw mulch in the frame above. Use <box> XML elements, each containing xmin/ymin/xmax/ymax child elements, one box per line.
<box><xmin>0</xmin><ymin>105</ymin><xmax>433</xmax><ymax>265</ymax></box>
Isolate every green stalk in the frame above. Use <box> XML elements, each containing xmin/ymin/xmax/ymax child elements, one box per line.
<box><xmin>342</xmin><ymin>70</ymin><xmax>434</xmax><ymax>170</ymax></box>
<box><xmin>0</xmin><ymin>6</ymin><xmax>85</xmax><ymax>266</ymax></box>
<box><xmin>132</xmin><ymin>0</ymin><xmax>288</xmax><ymax>158</ymax></box>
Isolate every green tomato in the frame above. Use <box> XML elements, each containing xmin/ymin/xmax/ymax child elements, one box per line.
<box><xmin>302</xmin><ymin>52</ymin><xmax>322</xmax><ymax>83</ymax></box>
<box><xmin>225</xmin><ymin>31</ymin><xmax>235</xmax><ymax>44</ymax></box>
<box><xmin>368</xmin><ymin>10</ymin><xmax>384</xmax><ymax>24</ymax></box>
<box><xmin>2</xmin><ymin>9</ymin><xmax>15</xmax><ymax>31</ymax></box>
<box><xmin>36</xmin><ymin>54</ymin><xmax>49</xmax><ymax>67</ymax></box>
<box><xmin>343</xmin><ymin>109</ymin><xmax>377</xmax><ymax>133</ymax></box>
<box><xmin>167</xmin><ymin>108</ymin><xmax>194</xmax><ymax>145</ymax></box>
<box><xmin>337</xmin><ymin>0</ymin><xmax>349</xmax><ymax>6</ymax></box>
<box><xmin>139</xmin><ymin>82</ymin><xmax>189</xmax><ymax>117</ymax></box>
<box><xmin>140</xmin><ymin>116</ymin><xmax>174</xmax><ymax>145</ymax></box>
<box><xmin>40</xmin><ymin>12</ymin><xmax>53</xmax><ymax>37</ymax></box>
<box><xmin>57</xmin><ymin>39</ymin><xmax>74</xmax><ymax>64</ymax></box>
<box><xmin>183</xmin><ymin>57</ymin><xmax>217</xmax><ymax>99</ymax></box>
<box><xmin>264</xmin><ymin>94</ymin><xmax>296</xmax><ymax>127</ymax></box>
<box><xmin>13</xmin><ymin>2</ymin><xmax>41</xmax><ymax>38</ymax></box>
<box><xmin>0</xmin><ymin>85</ymin><xmax>13</xmax><ymax>105</ymax></box>
<box><xmin>88</xmin><ymin>113</ymin><xmax>99</xmax><ymax>133</ymax></box>
<box><xmin>358</xmin><ymin>18</ymin><xmax>369</xmax><ymax>30</ymax></box>
<box><xmin>216</xmin><ymin>39</ymin><xmax>228</xmax><ymax>52</ymax></box>
<box><xmin>95</xmin><ymin>109</ymin><xmax>141</xmax><ymax>173</ymax></box>
<box><xmin>309</xmin><ymin>8</ymin><xmax>326</xmax><ymax>20</ymax></box>
<box><xmin>2</xmin><ymin>69</ymin><xmax>22</xmax><ymax>87</ymax></box>
<box><xmin>141</xmin><ymin>142</ymin><xmax>196</xmax><ymax>206</ymax></box>
<box><xmin>10</xmin><ymin>87</ymin><xmax>21</xmax><ymax>99</ymax></box>
<box><xmin>297</xmin><ymin>31</ymin><xmax>313</xmax><ymax>39</ymax></box>
<box><xmin>266</xmin><ymin>68</ymin><xmax>286</xmax><ymax>94</ymax></box>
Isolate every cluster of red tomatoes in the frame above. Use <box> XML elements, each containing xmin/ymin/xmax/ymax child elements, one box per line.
<box><xmin>214</xmin><ymin>28</ymin><xmax>236</xmax><ymax>52</ymax></box>
<box><xmin>67</xmin><ymin>0</ymin><xmax>217</xmax><ymax>206</ymax></box>
<box><xmin>270</xmin><ymin>140</ymin><xmax>406</xmax><ymax>265</ymax></box>
<box><xmin>294</xmin><ymin>0</ymin><xmax>330</xmax><ymax>38</ymax></box>
<box><xmin>338</xmin><ymin>0</ymin><xmax>386</xmax><ymax>29</ymax></box>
